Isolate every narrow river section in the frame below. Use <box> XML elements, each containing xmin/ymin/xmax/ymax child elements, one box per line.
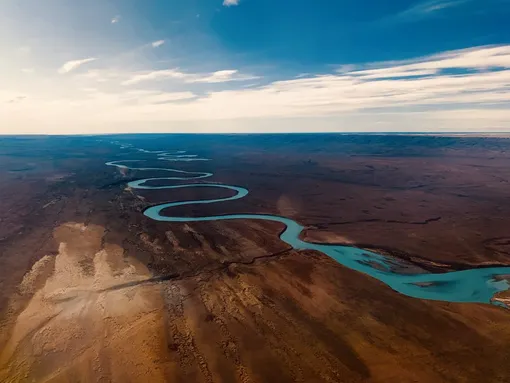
<box><xmin>106</xmin><ymin>149</ymin><xmax>510</xmax><ymax>308</ymax></box>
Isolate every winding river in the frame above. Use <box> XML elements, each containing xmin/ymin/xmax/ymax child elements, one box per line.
<box><xmin>106</xmin><ymin>149</ymin><xmax>510</xmax><ymax>307</ymax></box>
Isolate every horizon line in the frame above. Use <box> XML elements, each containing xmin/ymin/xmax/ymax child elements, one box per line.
<box><xmin>2</xmin><ymin>131</ymin><xmax>510</xmax><ymax>137</ymax></box>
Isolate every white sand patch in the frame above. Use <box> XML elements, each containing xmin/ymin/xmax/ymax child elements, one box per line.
<box><xmin>0</xmin><ymin>223</ymin><xmax>169</xmax><ymax>383</ymax></box>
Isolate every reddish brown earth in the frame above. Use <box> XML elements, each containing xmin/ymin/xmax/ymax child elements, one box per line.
<box><xmin>1</xmin><ymin>134</ymin><xmax>510</xmax><ymax>382</ymax></box>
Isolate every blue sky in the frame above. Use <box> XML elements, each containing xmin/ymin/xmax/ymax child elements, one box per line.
<box><xmin>1</xmin><ymin>0</ymin><xmax>510</xmax><ymax>133</ymax></box>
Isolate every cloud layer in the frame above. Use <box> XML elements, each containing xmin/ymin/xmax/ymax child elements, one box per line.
<box><xmin>3</xmin><ymin>45</ymin><xmax>510</xmax><ymax>133</ymax></box>
<box><xmin>89</xmin><ymin>45</ymin><xmax>510</xmax><ymax>119</ymax></box>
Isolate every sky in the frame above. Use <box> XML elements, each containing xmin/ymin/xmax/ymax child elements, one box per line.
<box><xmin>1</xmin><ymin>0</ymin><xmax>510</xmax><ymax>134</ymax></box>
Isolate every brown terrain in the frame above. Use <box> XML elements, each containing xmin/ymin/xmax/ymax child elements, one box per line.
<box><xmin>1</xmin><ymin>134</ymin><xmax>510</xmax><ymax>382</ymax></box>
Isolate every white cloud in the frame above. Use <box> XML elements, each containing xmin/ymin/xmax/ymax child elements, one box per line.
<box><xmin>420</xmin><ymin>0</ymin><xmax>465</xmax><ymax>13</ymax></box>
<box><xmin>383</xmin><ymin>0</ymin><xmax>469</xmax><ymax>23</ymax></box>
<box><xmin>122</xmin><ymin>68</ymin><xmax>258</xmax><ymax>85</ymax></box>
<box><xmin>58</xmin><ymin>58</ymin><xmax>97</xmax><ymax>74</ymax></box>
<box><xmin>21</xmin><ymin>68</ymin><xmax>35</xmax><ymax>74</ymax></box>
<box><xmin>350</xmin><ymin>45</ymin><xmax>510</xmax><ymax>76</ymax></box>
<box><xmin>223</xmin><ymin>0</ymin><xmax>240</xmax><ymax>6</ymax></box>
<box><xmin>190</xmin><ymin>70</ymin><xmax>242</xmax><ymax>83</ymax></box>
<box><xmin>151</xmin><ymin>40</ymin><xmax>165</xmax><ymax>48</ymax></box>
<box><xmin>111</xmin><ymin>15</ymin><xmax>121</xmax><ymax>24</ymax></box>
<box><xmin>121</xmin><ymin>69</ymin><xmax>188</xmax><ymax>85</ymax></box>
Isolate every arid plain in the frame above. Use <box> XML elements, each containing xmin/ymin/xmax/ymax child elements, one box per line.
<box><xmin>1</xmin><ymin>134</ymin><xmax>510</xmax><ymax>382</ymax></box>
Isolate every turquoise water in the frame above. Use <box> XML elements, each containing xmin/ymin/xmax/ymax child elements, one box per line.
<box><xmin>106</xmin><ymin>151</ymin><xmax>510</xmax><ymax>307</ymax></box>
